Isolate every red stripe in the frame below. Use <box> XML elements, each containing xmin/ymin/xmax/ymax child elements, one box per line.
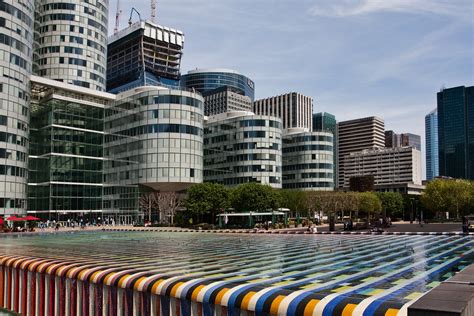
<box><xmin>13</xmin><ymin>268</ymin><xmax>19</xmax><ymax>312</ymax></box>
<box><xmin>49</xmin><ymin>275</ymin><xmax>55</xmax><ymax>316</ymax></box>
<box><xmin>6</xmin><ymin>267</ymin><xmax>11</xmax><ymax>310</ymax></box>
<box><xmin>39</xmin><ymin>273</ymin><xmax>45</xmax><ymax>316</ymax></box>
<box><xmin>0</xmin><ymin>265</ymin><xmax>4</xmax><ymax>308</ymax></box>
<box><xmin>21</xmin><ymin>270</ymin><xmax>28</xmax><ymax>314</ymax></box>
<box><xmin>30</xmin><ymin>272</ymin><xmax>37</xmax><ymax>316</ymax></box>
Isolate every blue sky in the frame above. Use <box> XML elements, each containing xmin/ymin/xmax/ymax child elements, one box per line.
<box><xmin>111</xmin><ymin>0</ymin><xmax>473</xmax><ymax>174</ymax></box>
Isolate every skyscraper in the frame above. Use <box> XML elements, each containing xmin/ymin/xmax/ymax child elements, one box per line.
<box><xmin>385</xmin><ymin>131</ymin><xmax>421</xmax><ymax>151</ymax></box>
<box><xmin>425</xmin><ymin>109</ymin><xmax>439</xmax><ymax>181</ymax></box>
<box><xmin>254</xmin><ymin>92</ymin><xmax>313</xmax><ymax>131</ymax></box>
<box><xmin>33</xmin><ymin>0</ymin><xmax>108</xmax><ymax>91</ymax></box>
<box><xmin>337</xmin><ymin>117</ymin><xmax>385</xmax><ymax>188</ymax></box>
<box><xmin>437</xmin><ymin>86</ymin><xmax>473</xmax><ymax>180</ymax></box>
<box><xmin>107</xmin><ymin>21</ymin><xmax>184</xmax><ymax>93</ymax></box>
<box><xmin>202</xmin><ymin>86</ymin><xmax>253</xmax><ymax>116</ymax></box>
<box><xmin>0</xmin><ymin>0</ymin><xmax>34</xmax><ymax>216</ymax></box>
<box><xmin>313</xmin><ymin>112</ymin><xmax>337</xmax><ymax>186</ymax></box>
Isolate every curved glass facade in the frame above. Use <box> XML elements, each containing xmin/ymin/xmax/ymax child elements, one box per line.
<box><xmin>33</xmin><ymin>0</ymin><xmax>108</xmax><ymax>91</ymax></box>
<box><xmin>0</xmin><ymin>0</ymin><xmax>34</xmax><ymax>215</ymax></box>
<box><xmin>104</xmin><ymin>87</ymin><xmax>204</xmax><ymax>215</ymax></box>
<box><xmin>282</xmin><ymin>131</ymin><xmax>334</xmax><ymax>190</ymax></box>
<box><xmin>204</xmin><ymin>112</ymin><xmax>282</xmax><ymax>188</ymax></box>
<box><xmin>181</xmin><ymin>69</ymin><xmax>255</xmax><ymax>101</ymax></box>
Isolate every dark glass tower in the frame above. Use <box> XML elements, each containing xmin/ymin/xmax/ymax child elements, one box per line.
<box><xmin>181</xmin><ymin>69</ymin><xmax>255</xmax><ymax>101</ymax></box>
<box><xmin>437</xmin><ymin>86</ymin><xmax>473</xmax><ymax>180</ymax></box>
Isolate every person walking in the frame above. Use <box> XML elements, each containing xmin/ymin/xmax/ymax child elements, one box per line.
<box><xmin>462</xmin><ymin>216</ymin><xmax>469</xmax><ymax>234</ymax></box>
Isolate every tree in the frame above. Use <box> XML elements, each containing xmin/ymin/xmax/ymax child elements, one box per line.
<box><xmin>280</xmin><ymin>190</ymin><xmax>307</xmax><ymax>218</ymax></box>
<box><xmin>358</xmin><ymin>192</ymin><xmax>382</xmax><ymax>222</ymax></box>
<box><xmin>184</xmin><ymin>183</ymin><xmax>230</xmax><ymax>224</ymax></box>
<box><xmin>139</xmin><ymin>192</ymin><xmax>160</xmax><ymax>222</ymax></box>
<box><xmin>231</xmin><ymin>183</ymin><xmax>280</xmax><ymax>213</ymax></box>
<box><xmin>421</xmin><ymin>179</ymin><xmax>473</xmax><ymax>219</ymax></box>
<box><xmin>157</xmin><ymin>192</ymin><xmax>182</xmax><ymax>225</ymax></box>
<box><xmin>376</xmin><ymin>192</ymin><xmax>404</xmax><ymax>219</ymax></box>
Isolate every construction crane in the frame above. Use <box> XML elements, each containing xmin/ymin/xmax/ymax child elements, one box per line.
<box><xmin>151</xmin><ymin>0</ymin><xmax>157</xmax><ymax>23</ymax></box>
<box><xmin>113</xmin><ymin>0</ymin><xmax>122</xmax><ymax>34</ymax></box>
<box><xmin>128</xmin><ymin>7</ymin><xmax>142</xmax><ymax>26</ymax></box>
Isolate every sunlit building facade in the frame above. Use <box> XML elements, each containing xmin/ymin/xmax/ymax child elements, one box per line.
<box><xmin>33</xmin><ymin>0</ymin><xmax>108</xmax><ymax>91</ymax></box>
<box><xmin>0</xmin><ymin>0</ymin><xmax>34</xmax><ymax>216</ymax></box>
<box><xmin>204</xmin><ymin>111</ymin><xmax>282</xmax><ymax>188</ymax></box>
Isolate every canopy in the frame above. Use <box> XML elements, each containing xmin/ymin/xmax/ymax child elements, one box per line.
<box><xmin>6</xmin><ymin>216</ymin><xmax>23</xmax><ymax>221</ymax></box>
<box><xmin>0</xmin><ymin>217</ymin><xmax>3</xmax><ymax>225</ymax></box>
<box><xmin>22</xmin><ymin>215</ymin><xmax>41</xmax><ymax>221</ymax></box>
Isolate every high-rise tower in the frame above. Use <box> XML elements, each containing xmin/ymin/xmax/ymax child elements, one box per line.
<box><xmin>425</xmin><ymin>109</ymin><xmax>439</xmax><ymax>181</ymax></box>
<box><xmin>437</xmin><ymin>86</ymin><xmax>473</xmax><ymax>179</ymax></box>
<box><xmin>33</xmin><ymin>0</ymin><xmax>108</xmax><ymax>91</ymax></box>
<box><xmin>337</xmin><ymin>117</ymin><xmax>385</xmax><ymax>188</ymax></box>
<box><xmin>0</xmin><ymin>0</ymin><xmax>34</xmax><ymax>216</ymax></box>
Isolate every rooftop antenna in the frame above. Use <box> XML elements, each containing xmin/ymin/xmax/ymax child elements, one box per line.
<box><xmin>151</xmin><ymin>0</ymin><xmax>157</xmax><ymax>23</ymax></box>
<box><xmin>113</xmin><ymin>0</ymin><xmax>122</xmax><ymax>34</ymax></box>
<box><xmin>129</xmin><ymin>7</ymin><xmax>142</xmax><ymax>26</ymax></box>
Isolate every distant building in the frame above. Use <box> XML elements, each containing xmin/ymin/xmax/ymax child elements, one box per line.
<box><xmin>107</xmin><ymin>21</ymin><xmax>184</xmax><ymax>93</ymax></box>
<box><xmin>202</xmin><ymin>86</ymin><xmax>253</xmax><ymax>116</ymax></box>
<box><xmin>28</xmin><ymin>76</ymin><xmax>115</xmax><ymax>219</ymax></box>
<box><xmin>203</xmin><ymin>111</ymin><xmax>282</xmax><ymax>188</ymax></box>
<box><xmin>437</xmin><ymin>86</ymin><xmax>473</xmax><ymax>180</ymax></box>
<box><xmin>34</xmin><ymin>0</ymin><xmax>108</xmax><ymax>91</ymax></box>
<box><xmin>254</xmin><ymin>92</ymin><xmax>313</xmax><ymax>131</ymax></box>
<box><xmin>344</xmin><ymin>147</ymin><xmax>424</xmax><ymax>194</ymax></box>
<box><xmin>181</xmin><ymin>68</ymin><xmax>255</xmax><ymax>101</ymax></box>
<box><xmin>385</xmin><ymin>131</ymin><xmax>421</xmax><ymax>151</ymax></box>
<box><xmin>282</xmin><ymin>130</ymin><xmax>334</xmax><ymax>190</ymax></box>
<box><xmin>425</xmin><ymin>109</ymin><xmax>439</xmax><ymax>180</ymax></box>
<box><xmin>337</xmin><ymin>117</ymin><xmax>385</xmax><ymax>188</ymax></box>
<box><xmin>313</xmin><ymin>112</ymin><xmax>337</xmax><ymax>185</ymax></box>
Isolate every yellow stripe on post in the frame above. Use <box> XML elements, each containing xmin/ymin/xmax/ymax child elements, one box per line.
<box><xmin>170</xmin><ymin>282</ymin><xmax>184</xmax><ymax>298</ymax></box>
<box><xmin>215</xmin><ymin>288</ymin><xmax>229</xmax><ymax>305</ymax></box>
<box><xmin>240</xmin><ymin>291</ymin><xmax>257</xmax><ymax>310</ymax></box>
<box><xmin>269</xmin><ymin>295</ymin><xmax>286</xmax><ymax>316</ymax></box>
<box><xmin>342</xmin><ymin>303</ymin><xmax>357</xmax><ymax>316</ymax></box>
<box><xmin>191</xmin><ymin>285</ymin><xmax>205</xmax><ymax>302</ymax></box>
<box><xmin>303</xmin><ymin>299</ymin><xmax>320</xmax><ymax>316</ymax></box>
<box><xmin>385</xmin><ymin>308</ymin><xmax>400</xmax><ymax>316</ymax></box>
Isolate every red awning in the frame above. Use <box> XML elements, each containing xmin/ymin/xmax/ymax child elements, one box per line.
<box><xmin>6</xmin><ymin>216</ymin><xmax>23</xmax><ymax>221</ymax></box>
<box><xmin>0</xmin><ymin>217</ymin><xmax>3</xmax><ymax>225</ymax></box>
<box><xmin>22</xmin><ymin>215</ymin><xmax>41</xmax><ymax>221</ymax></box>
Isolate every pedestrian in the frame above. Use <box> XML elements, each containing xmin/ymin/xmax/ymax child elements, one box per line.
<box><xmin>462</xmin><ymin>216</ymin><xmax>469</xmax><ymax>234</ymax></box>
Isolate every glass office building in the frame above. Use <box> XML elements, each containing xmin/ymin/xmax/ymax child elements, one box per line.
<box><xmin>282</xmin><ymin>131</ymin><xmax>334</xmax><ymax>190</ymax></box>
<box><xmin>313</xmin><ymin>112</ymin><xmax>337</xmax><ymax>185</ymax></box>
<box><xmin>181</xmin><ymin>68</ymin><xmax>255</xmax><ymax>101</ymax></box>
<box><xmin>425</xmin><ymin>109</ymin><xmax>439</xmax><ymax>181</ymax></box>
<box><xmin>204</xmin><ymin>111</ymin><xmax>282</xmax><ymax>188</ymax></box>
<box><xmin>28</xmin><ymin>76</ymin><xmax>114</xmax><ymax>220</ymax></box>
<box><xmin>437</xmin><ymin>86</ymin><xmax>473</xmax><ymax>180</ymax></box>
<box><xmin>33</xmin><ymin>0</ymin><xmax>108</xmax><ymax>91</ymax></box>
<box><xmin>0</xmin><ymin>0</ymin><xmax>34</xmax><ymax>216</ymax></box>
<box><xmin>103</xmin><ymin>87</ymin><xmax>204</xmax><ymax>222</ymax></box>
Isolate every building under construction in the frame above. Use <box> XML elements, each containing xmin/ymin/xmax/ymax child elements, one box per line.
<box><xmin>107</xmin><ymin>20</ymin><xmax>184</xmax><ymax>93</ymax></box>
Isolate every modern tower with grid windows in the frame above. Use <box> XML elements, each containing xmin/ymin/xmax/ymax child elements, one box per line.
<box><xmin>0</xmin><ymin>0</ymin><xmax>34</xmax><ymax>216</ymax></box>
<box><xmin>33</xmin><ymin>0</ymin><xmax>108</xmax><ymax>91</ymax></box>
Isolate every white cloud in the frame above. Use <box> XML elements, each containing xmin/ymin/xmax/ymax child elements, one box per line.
<box><xmin>308</xmin><ymin>0</ymin><xmax>471</xmax><ymax>19</ymax></box>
